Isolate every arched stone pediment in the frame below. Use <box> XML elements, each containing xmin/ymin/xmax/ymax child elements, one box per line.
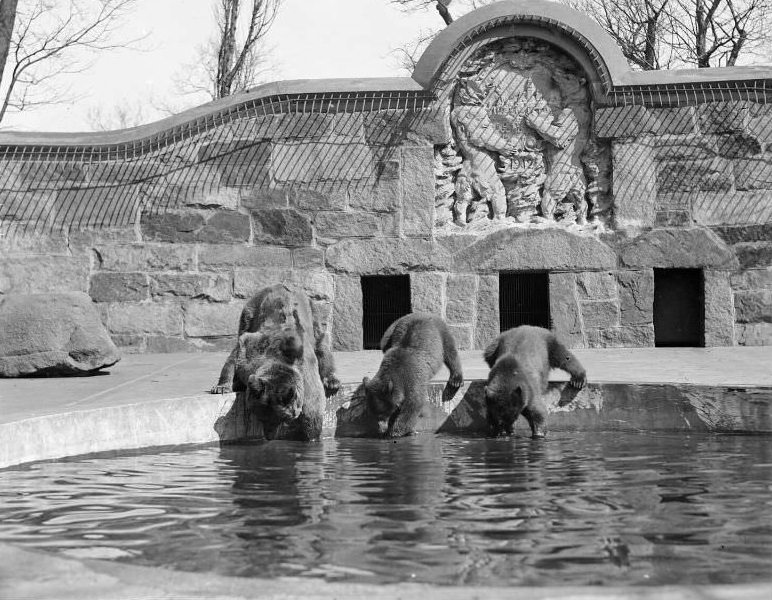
<box><xmin>412</xmin><ymin>0</ymin><xmax>629</xmax><ymax>98</ymax></box>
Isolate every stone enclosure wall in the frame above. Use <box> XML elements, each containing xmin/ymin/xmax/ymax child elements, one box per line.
<box><xmin>0</xmin><ymin>2</ymin><xmax>770</xmax><ymax>351</ymax></box>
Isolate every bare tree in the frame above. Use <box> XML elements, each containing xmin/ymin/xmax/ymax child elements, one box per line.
<box><xmin>0</xmin><ymin>0</ymin><xmax>18</xmax><ymax>84</ymax></box>
<box><xmin>86</xmin><ymin>98</ymin><xmax>146</xmax><ymax>130</ymax></box>
<box><xmin>0</xmin><ymin>0</ymin><xmax>144</xmax><ymax>125</ymax></box>
<box><xmin>176</xmin><ymin>0</ymin><xmax>281</xmax><ymax>103</ymax></box>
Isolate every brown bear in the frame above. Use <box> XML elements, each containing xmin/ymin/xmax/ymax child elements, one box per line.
<box><xmin>211</xmin><ymin>284</ymin><xmax>340</xmax><ymax>441</ymax></box>
<box><xmin>483</xmin><ymin>325</ymin><xmax>586</xmax><ymax>438</ymax></box>
<box><xmin>363</xmin><ymin>312</ymin><xmax>463</xmax><ymax>438</ymax></box>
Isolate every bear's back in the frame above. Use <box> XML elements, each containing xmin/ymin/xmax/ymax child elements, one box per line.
<box><xmin>380</xmin><ymin>312</ymin><xmax>446</xmax><ymax>356</ymax></box>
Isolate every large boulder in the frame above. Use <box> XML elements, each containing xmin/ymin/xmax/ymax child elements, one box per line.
<box><xmin>0</xmin><ymin>292</ymin><xmax>120</xmax><ymax>377</ymax></box>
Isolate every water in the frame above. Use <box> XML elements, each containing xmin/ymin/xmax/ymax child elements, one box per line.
<box><xmin>1</xmin><ymin>432</ymin><xmax>771</xmax><ymax>586</ymax></box>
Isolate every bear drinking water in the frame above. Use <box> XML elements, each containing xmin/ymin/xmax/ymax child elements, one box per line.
<box><xmin>211</xmin><ymin>284</ymin><xmax>340</xmax><ymax>441</ymax></box>
<box><xmin>483</xmin><ymin>325</ymin><xmax>586</xmax><ymax>438</ymax></box>
<box><xmin>363</xmin><ymin>312</ymin><xmax>463</xmax><ymax>438</ymax></box>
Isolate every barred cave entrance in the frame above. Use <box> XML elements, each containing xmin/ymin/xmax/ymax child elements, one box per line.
<box><xmin>361</xmin><ymin>275</ymin><xmax>412</xmax><ymax>350</ymax></box>
<box><xmin>654</xmin><ymin>268</ymin><xmax>705</xmax><ymax>347</ymax></box>
<box><xmin>499</xmin><ymin>272</ymin><xmax>551</xmax><ymax>331</ymax></box>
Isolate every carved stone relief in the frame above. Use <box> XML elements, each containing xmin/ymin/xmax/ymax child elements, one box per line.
<box><xmin>435</xmin><ymin>38</ymin><xmax>610</xmax><ymax>232</ymax></box>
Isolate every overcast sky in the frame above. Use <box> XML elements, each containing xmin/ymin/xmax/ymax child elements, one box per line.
<box><xmin>2</xmin><ymin>0</ymin><xmax>440</xmax><ymax>132</ymax></box>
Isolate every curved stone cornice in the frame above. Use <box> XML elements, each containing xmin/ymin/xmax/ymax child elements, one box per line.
<box><xmin>412</xmin><ymin>0</ymin><xmax>772</xmax><ymax>100</ymax></box>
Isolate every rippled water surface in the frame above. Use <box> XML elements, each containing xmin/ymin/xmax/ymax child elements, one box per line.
<box><xmin>1</xmin><ymin>432</ymin><xmax>771</xmax><ymax>586</ymax></box>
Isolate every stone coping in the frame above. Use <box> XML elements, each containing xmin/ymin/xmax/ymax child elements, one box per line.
<box><xmin>1</xmin><ymin>348</ymin><xmax>771</xmax><ymax>469</ymax></box>
<box><xmin>2</xmin><ymin>542</ymin><xmax>770</xmax><ymax>600</ymax></box>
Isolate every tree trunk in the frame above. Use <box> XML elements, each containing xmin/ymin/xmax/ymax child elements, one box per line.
<box><xmin>0</xmin><ymin>0</ymin><xmax>18</xmax><ymax>85</ymax></box>
<box><xmin>436</xmin><ymin>1</ymin><xmax>453</xmax><ymax>25</ymax></box>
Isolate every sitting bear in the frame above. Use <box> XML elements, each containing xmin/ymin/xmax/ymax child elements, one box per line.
<box><xmin>211</xmin><ymin>284</ymin><xmax>340</xmax><ymax>441</ymax></box>
<box><xmin>483</xmin><ymin>325</ymin><xmax>586</xmax><ymax>438</ymax></box>
<box><xmin>363</xmin><ymin>312</ymin><xmax>463</xmax><ymax>438</ymax></box>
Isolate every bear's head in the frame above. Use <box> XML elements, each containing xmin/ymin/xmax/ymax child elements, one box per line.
<box><xmin>484</xmin><ymin>355</ymin><xmax>528</xmax><ymax>432</ymax></box>
<box><xmin>362</xmin><ymin>375</ymin><xmax>401</xmax><ymax>437</ymax></box>
<box><xmin>236</xmin><ymin>332</ymin><xmax>305</xmax><ymax>439</ymax></box>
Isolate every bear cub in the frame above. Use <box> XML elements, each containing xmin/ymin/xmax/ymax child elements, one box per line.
<box><xmin>363</xmin><ymin>312</ymin><xmax>463</xmax><ymax>438</ymax></box>
<box><xmin>211</xmin><ymin>284</ymin><xmax>340</xmax><ymax>441</ymax></box>
<box><xmin>483</xmin><ymin>325</ymin><xmax>586</xmax><ymax>438</ymax></box>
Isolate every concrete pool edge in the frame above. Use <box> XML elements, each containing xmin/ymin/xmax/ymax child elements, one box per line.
<box><xmin>1</xmin><ymin>379</ymin><xmax>771</xmax><ymax>469</ymax></box>
<box><xmin>2</xmin><ymin>542</ymin><xmax>771</xmax><ymax>600</ymax></box>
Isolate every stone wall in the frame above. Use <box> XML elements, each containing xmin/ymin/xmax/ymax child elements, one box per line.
<box><xmin>1</xmin><ymin>2</ymin><xmax>771</xmax><ymax>351</ymax></box>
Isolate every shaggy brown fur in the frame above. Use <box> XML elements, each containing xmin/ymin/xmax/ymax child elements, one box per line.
<box><xmin>363</xmin><ymin>312</ymin><xmax>463</xmax><ymax>438</ymax></box>
<box><xmin>483</xmin><ymin>325</ymin><xmax>586</xmax><ymax>438</ymax></box>
<box><xmin>211</xmin><ymin>284</ymin><xmax>340</xmax><ymax>441</ymax></box>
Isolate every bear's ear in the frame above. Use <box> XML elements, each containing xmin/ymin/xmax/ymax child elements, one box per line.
<box><xmin>386</xmin><ymin>380</ymin><xmax>394</xmax><ymax>394</ymax></box>
<box><xmin>362</xmin><ymin>376</ymin><xmax>370</xmax><ymax>387</ymax></box>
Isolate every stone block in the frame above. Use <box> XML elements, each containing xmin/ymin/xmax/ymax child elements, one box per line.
<box><xmin>240</xmin><ymin>186</ymin><xmax>288</xmax><ymax>210</ymax></box>
<box><xmin>734</xmin><ymin>242</ymin><xmax>772</xmax><ymax>268</ymax></box>
<box><xmin>0</xmin><ymin>190</ymin><xmax>58</xmax><ymax>228</ymax></box>
<box><xmin>55</xmin><ymin>186</ymin><xmax>141</xmax><ymax>230</ymax></box>
<box><xmin>89</xmin><ymin>272</ymin><xmax>149</xmax><ymax>303</ymax></box>
<box><xmin>612</xmin><ymin>138</ymin><xmax>656</xmax><ymax>229</ymax></box>
<box><xmin>652</xmin><ymin>107</ymin><xmax>696</xmax><ymax>135</ymax></box>
<box><xmin>454</xmin><ymin>228</ymin><xmax>618</xmax><ymax>273</ymax></box>
<box><xmin>96</xmin><ymin>244</ymin><xmax>196</xmax><ymax>272</ymax></box>
<box><xmin>184</xmin><ymin>301</ymin><xmax>244</xmax><ymax>338</ymax></box>
<box><xmin>363</xmin><ymin>111</ymin><xmax>413</xmax><ymax>145</ymax></box>
<box><xmin>332</xmin><ymin>275</ymin><xmax>363</xmax><ymax>351</ymax></box>
<box><xmin>105</xmin><ymin>302</ymin><xmax>183</xmax><ymax>336</ymax></box>
<box><xmin>748</xmin><ymin>112</ymin><xmax>772</xmax><ymax>145</ymax></box>
<box><xmin>410</xmin><ymin>271</ymin><xmax>447</xmax><ymax>316</ymax></box>
<box><xmin>0</xmin><ymin>255</ymin><xmax>90</xmax><ymax>295</ymax></box>
<box><xmin>736</xmin><ymin>323</ymin><xmax>772</xmax><ymax>345</ymax></box>
<box><xmin>734</xmin><ymin>155</ymin><xmax>772</xmax><ymax>190</ymax></box>
<box><xmin>272</xmin><ymin>142</ymin><xmax>374</xmax><ymax>183</ymax></box>
<box><xmin>619</xmin><ymin>228</ymin><xmax>738</xmax><ymax>269</ymax></box>
<box><xmin>252</xmin><ymin>208</ymin><xmax>313</xmax><ymax>246</ymax></box>
<box><xmin>326</xmin><ymin>238</ymin><xmax>452</xmax><ymax>274</ymax></box>
<box><xmin>150</xmin><ymin>273</ymin><xmax>231</xmax><ymax>302</ymax></box>
<box><xmin>234</xmin><ymin>268</ymin><xmax>333</xmax><ymax>301</ymax></box>
<box><xmin>287</xmin><ymin>184</ymin><xmax>347</xmax><ymax>211</ymax></box>
<box><xmin>331</xmin><ymin>113</ymin><xmax>365</xmax><ymax>141</ymax></box>
<box><xmin>198</xmin><ymin>244</ymin><xmax>292</xmax><ymax>270</ymax></box>
<box><xmin>277</xmin><ymin>113</ymin><xmax>334</xmax><ymax>139</ymax></box>
<box><xmin>730</xmin><ymin>267</ymin><xmax>772</xmax><ymax>291</ymax></box>
<box><xmin>655</xmin><ymin>210</ymin><xmax>692</xmax><ymax>227</ymax></box>
<box><xmin>447</xmin><ymin>324</ymin><xmax>473</xmax><ymax>351</ymax></box>
<box><xmin>474</xmin><ymin>275</ymin><xmax>499</xmax><ymax>350</ymax></box>
<box><xmin>196</xmin><ymin>211</ymin><xmax>251</xmax><ymax>244</ymax></box>
<box><xmin>314</xmin><ymin>211</ymin><xmax>381</xmax><ymax>238</ymax></box>
<box><xmin>655</xmin><ymin>135</ymin><xmax>716</xmax><ymax>161</ymax></box>
<box><xmin>693</xmin><ymin>190</ymin><xmax>772</xmax><ymax>226</ymax></box>
<box><xmin>87</xmin><ymin>161</ymin><xmax>163</xmax><ymax>183</ymax></box>
<box><xmin>198</xmin><ymin>141</ymin><xmax>271</xmax><ymax>187</ymax></box>
<box><xmin>576</xmin><ymin>271</ymin><xmax>617</xmax><ymax>300</ymax></box>
<box><xmin>712</xmin><ymin>224</ymin><xmax>772</xmax><ymax>244</ymax></box>
<box><xmin>715</xmin><ymin>133</ymin><xmax>762</xmax><ymax>158</ymax></box>
<box><xmin>292</xmin><ymin>247</ymin><xmax>325</xmax><ymax>269</ymax></box>
<box><xmin>595</xmin><ymin>105</ymin><xmax>659</xmax><ymax>138</ymax></box>
<box><xmin>697</xmin><ymin>101</ymin><xmax>750</xmax><ymax>134</ymax></box>
<box><xmin>703</xmin><ymin>270</ymin><xmax>735</xmax><ymax>346</ymax></box>
<box><xmin>734</xmin><ymin>290</ymin><xmax>772</xmax><ymax>323</ymax></box>
<box><xmin>548</xmin><ymin>272</ymin><xmax>584</xmax><ymax>348</ymax></box>
<box><xmin>586</xmin><ymin>325</ymin><xmax>655</xmax><ymax>348</ymax></box>
<box><xmin>348</xmin><ymin>178</ymin><xmax>401</xmax><ymax>212</ymax></box>
<box><xmin>111</xmin><ymin>333</ymin><xmax>144</xmax><ymax>353</ymax></box>
<box><xmin>580</xmin><ymin>300</ymin><xmax>619</xmax><ymax>328</ymax></box>
<box><xmin>7</xmin><ymin>160</ymin><xmax>86</xmax><ymax>189</ymax></box>
<box><xmin>617</xmin><ymin>270</ymin><xmax>654</xmax><ymax>326</ymax></box>
<box><xmin>401</xmin><ymin>146</ymin><xmax>434</xmax><ymax>237</ymax></box>
<box><xmin>140</xmin><ymin>211</ymin><xmax>205</xmax><ymax>243</ymax></box>
<box><xmin>657</xmin><ymin>157</ymin><xmax>733</xmax><ymax>192</ymax></box>
<box><xmin>310</xmin><ymin>299</ymin><xmax>333</xmax><ymax>340</ymax></box>
<box><xmin>445</xmin><ymin>273</ymin><xmax>476</xmax><ymax>323</ymax></box>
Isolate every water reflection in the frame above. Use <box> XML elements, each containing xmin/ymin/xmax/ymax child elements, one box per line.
<box><xmin>0</xmin><ymin>433</ymin><xmax>770</xmax><ymax>585</ymax></box>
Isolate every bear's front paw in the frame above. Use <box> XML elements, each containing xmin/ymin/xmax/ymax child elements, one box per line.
<box><xmin>210</xmin><ymin>383</ymin><xmax>232</xmax><ymax>394</ymax></box>
<box><xmin>323</xmin><ymin>375</ymin><xmax>341</xmax><ymax>398</ymax></box>
<box><xmin>569</xmin><ymin>372</ymin><xmax>586</xmax><ymax>390</ymax></box>
<box><xmin>448</xmin><ymin>371</ymin><xmax>464</xmax><ymax>388</ymax></box>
